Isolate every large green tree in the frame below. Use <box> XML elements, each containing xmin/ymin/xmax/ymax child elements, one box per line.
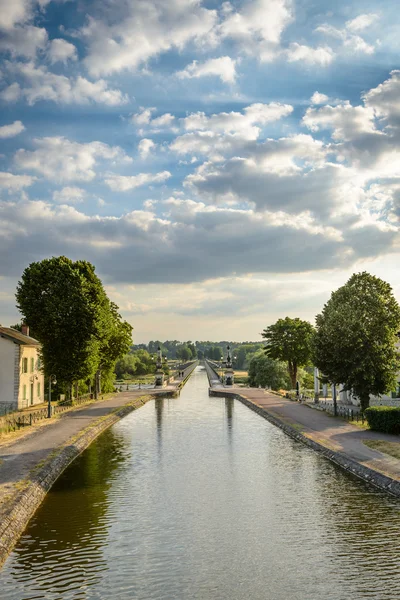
<box><xmin>262</xmin><ymin>317</ymin><xmax>314</xmax><ymax>388</ymax></box>
<box><xmin>16</xmin><ymin>256</ymin><xmax>132</xmax><ymax>395</ymax></box>
<box><xmin>313</xmin><ymin>272</ymin><xmax>400</xmax><ymax>412</ymax></box>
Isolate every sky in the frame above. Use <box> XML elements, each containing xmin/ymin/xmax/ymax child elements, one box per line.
<box><xmin>0</xmin><ymin>0</ymin><xmax>399</xmax><ymax>343</ymax></box>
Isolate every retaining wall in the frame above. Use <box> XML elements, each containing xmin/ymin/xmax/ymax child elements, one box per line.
<box><xmin>210</xmin><ymin>389</ymin><xmax>400</xmax><ymax>499</ymax></box>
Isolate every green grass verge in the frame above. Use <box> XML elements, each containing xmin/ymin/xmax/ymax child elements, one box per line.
<box><xmin>363</xmin><ymin>439</ymin><xmax>400</xmax><ymax>460</ymax></box>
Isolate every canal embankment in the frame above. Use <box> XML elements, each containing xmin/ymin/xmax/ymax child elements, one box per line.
<box><xmin>210</xmin><ymin>386</ymin><xmax>400</xmax><ymax>498</ymax></box>
<box><xmin>0</xmin><ymin>368</ymin><xmax>198</xmax><ymax>568</ymax></box>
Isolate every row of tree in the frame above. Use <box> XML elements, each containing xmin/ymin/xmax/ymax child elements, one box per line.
<box><xmin>256</xmin><ymin>272</ymin><xmax>400</xmax><ymax>411</ymax></box>
<box><xmin>16</xmin><ymin>257</ymin><xmax>133</xmax><ymax>398</ymax></box>
<box><xmin>133</xmin><ymin>340</ymin><xmax>263</xmax><ymax>364</ymax></box>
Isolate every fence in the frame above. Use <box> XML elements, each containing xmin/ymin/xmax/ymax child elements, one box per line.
<box><xmin>0</xmin><ymin>393</ymin><xmax>96</xmax><ymax>435</ymax></box>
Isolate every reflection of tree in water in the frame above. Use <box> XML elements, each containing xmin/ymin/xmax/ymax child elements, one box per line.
<box><xmin>312</xmin><ymin>465</ymin><xmax>400</xmax><ymax>597</ymax></box>
<box><xmin>155</xmin><ymin>397</ymin><xmax>164</xmax><ymax>459</ymax></box>
<box><xmin>10</xmin><ymin>428</ymin><xmax>129</xmax><ymax>595</ymax></box>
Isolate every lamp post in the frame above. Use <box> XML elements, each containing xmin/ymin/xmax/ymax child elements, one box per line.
<box><xmin>48</xmin><ymin>374</ymin><xmax>57</xmax><ymax>418</ymax></box>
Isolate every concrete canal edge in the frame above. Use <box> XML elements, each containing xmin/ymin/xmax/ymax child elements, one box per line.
<box><xmin>0</xmin><ymin>394</ymin><xmax>158</xmax><ymax>568</ymax></box>
<box><xmin>210</xmin><ymin>389</ymin><xmax>400</xmax><ymax>499</ymax></box>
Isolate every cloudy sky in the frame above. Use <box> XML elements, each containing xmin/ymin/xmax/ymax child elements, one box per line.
<box><xmin>0</xmin><ymin>0</ymin><xmax>399</xmax><ymax>343</ymax></box>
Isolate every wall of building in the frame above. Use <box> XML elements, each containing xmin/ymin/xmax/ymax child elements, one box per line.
<box><xmin>0</xmin><ymin>338</ymin><xmax>18</xmax><ymax>408</ymax></box>
<box><xmin>17</xmin><ymin>346</ymin><xmax>44</xmax><ymax>409</ymax></box>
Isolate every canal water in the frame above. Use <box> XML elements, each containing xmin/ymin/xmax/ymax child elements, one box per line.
<box><xmin>1</xmin><ymin>366</ymin><xmax>400</xmax><ymax>600</ymax></box>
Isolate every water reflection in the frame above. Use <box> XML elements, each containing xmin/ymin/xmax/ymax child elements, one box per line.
<box><xmin>7</xmin><ymin>429</ymin><xmax>129</xmax><ymax>599</ymax></box>
<box><xmin>155</xmin><ymin>397</ymin><xmax>164</xmax><ymax>459</ymax></box>
<box><xmin>1</xmin><ymin>368</ymin><xmax>400</xmax><ymax>600</ymax></box>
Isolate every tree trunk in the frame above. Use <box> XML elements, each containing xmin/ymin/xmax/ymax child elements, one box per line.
<box><xmin>288</xmin><ymin>361</ymin><xmax>296</xmax><ymax>389</ymax></box>
<box><xmin>360</xmin><ymin>391</ymin><xmax>370</xmax><ymax>413</ymax></box>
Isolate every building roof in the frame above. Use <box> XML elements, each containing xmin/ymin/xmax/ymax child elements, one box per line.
<box><xmin>0</xmin><ymin>326</ymin><xmax>40</xmax><ymax>346</ymax></box>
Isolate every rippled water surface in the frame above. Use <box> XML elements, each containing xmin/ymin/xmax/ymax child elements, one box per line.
<box><xmin>1</xmin><ymin>366</ymin><xmax>400</xmax><ymax>599</ymax></box>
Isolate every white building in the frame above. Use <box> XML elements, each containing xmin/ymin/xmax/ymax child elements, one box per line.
<box><xmin>0</xmin><ymin>325</ymin><xmax>45</xmax><ymax>410</ymax></box>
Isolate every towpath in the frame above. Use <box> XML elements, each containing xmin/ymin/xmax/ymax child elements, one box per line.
<box><xmin>223</xmin><ymin>387</ymin><xmax>400</xmax><ymax>481</ymax></box>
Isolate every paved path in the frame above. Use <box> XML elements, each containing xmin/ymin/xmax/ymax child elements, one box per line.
<box><xmin>225</xmin><ymin>387</ymin><xmax>400</xmax><ymax>480</ymax></box>
<box><xmin>0</xmin><ymin>387</ymin><xmax>174</xmax><ymax>507</ymax></box>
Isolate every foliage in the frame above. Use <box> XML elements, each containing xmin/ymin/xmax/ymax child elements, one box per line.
<box><xmin>313</xmin><ymin>272</ymin><xmax>400</xmax><ymax>412</ymax></box>
<box><xmin>16</xmin><ymin>256</ymin><xmax>132</xmax><ymax>394</ymax></box>
<box><xmin>248</xmin><ymin>351</ymin><xmax>291</xmax><ymax>390</ymax></box>
<box><xmin>262</xmin><ymin>317</ymin><xmax>314</xmax><ymax>388</ymax></box>
<box><xmin>364</xmin><ymin>406</ymin><xmax>400</xmax><ymax>435</ymax></box>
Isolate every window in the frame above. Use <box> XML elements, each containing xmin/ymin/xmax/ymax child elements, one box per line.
<box><xmin>31</xmin><ymin>357</ymin><xmax>35</xmax><ymax>373</ymax></box>
<box><xmin>23</xmin><ymin>357</ymin><xmax>28</xmax><ymax>373</ymax></box>
<box><xmin>23</xmin><ymin>385</ymin><xmax>27</xmax><ymax>400</ymax></box>
<box><xmin>37</xmin><ymin>382</ymin><xmax>41</xmax><ymax>398</ymax></box>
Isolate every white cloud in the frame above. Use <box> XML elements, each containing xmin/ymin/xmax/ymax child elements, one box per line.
<box><xmin>105</xmin><ymin>171</ymin><xmax>171</xmax><ymax>191</ymax></box>
<box><xmin>177</xmin><ymin>56</ymin><xmax>237</xmax><ymax>84</ymax></box>
<box><xmin>138</xmin><ymin>138</ymin><xmax>156</xmax><ymax>158</ymax></box>
<box><xmin>0</xmin><ymin>25</ymin><xmax>47</xmax><ymax>58</ymax></box>
<box><xmin>310</xmin><ymin>92</ymin><xmax>329</xmax><ymax>105</ymax></box>
<box><xmin>0</xmin><ymin>120</ymin><xmax>25</xmax><ymax>139</ymax></box>
<box><xmin>2</xmin><ymin>62</ymin><xmax>128</xmax><ymax>106</ymax></box>
<box><xmin>131</xmin><ymin>109</ymin><xmax>175</xmax><ymax>130</ymax></box>
<box><xmin>0</xmin><ymin>83</ymin><xmax>21</xmax><ymax>102</ymax></box>
<box><xmin>0</xmin><ymin>171</ymin><xmax>35</xmax><ymax>191</ymax></box>
<box><xmin>316</xmin><ymin>13</ymin><xmax>378</xmax><ymax>56</ymax></box>
<box><xmin>131</xmin><ymin>108</ymin><xmax>155</xmax><ymax>126</ymax></box>
<box><xmin>343</xmin><ymin>35</ymin><xmax>374</xmax><ymax>55</ymax></box>
<box><xmin>15</xmin><ymin>137</ymin><xmax>132</xmax><ymax>182</ymax></box>
<box><xmin>47</xmin><ymin>38</ymin><xmax>77</xmax><ymax>64</ymax></box>
<box><xmin>0</xmin><ymin>0</ymin><xmax>32</xmax><ymax>29</ymax></box>
<box><xmin>345</xmin><ymin>13</ymin><xmax>379</xmax><ymax>33</ymax></box>
<box><xmin>52</xmin><ymin>186</ymin><xmax>87</xmax><ymax>204</ymax></box>
<box><xmin>286</xmin><ymin>43</ymin><xmax>334</xmax><ymax>66</ymax></box>
<box><xmin>363</xmin><ymin>70</ymin><xmax>400</xmax><ymax>127</ymax></box>
<box><xmin>81</xmin><ymin>0</ymin><xmax>217</xmax><ymax>76</ymax></box>
<box><xmin>302</xmin><ymin>102</ymin><xmax>378</xmax><ymax>141</ymax></box>
<box><xmin>151</xmin><ymin>113</ymin><xmax>175</xmax><ymax>128</ymax></box>
<box><xmin>219</xmin><ymin>0</ymin><xmax>292</xmax><ymax>61</ymax></box>
<box><xmin>183</xmin><ymin>102</ymin><xmax>293</xmax><ymax>140</ymax></box>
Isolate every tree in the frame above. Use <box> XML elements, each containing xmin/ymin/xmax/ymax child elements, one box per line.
<box><xmin>176</xmin><ymin>344</ymin><xmax>192</xmax><ymax>361</ymax></box>
<box><xmin>262</xmin><ymin>317</ymin><xmax>314</xmax><ymax>388</ymax></box>
<box><xmin>248</xmin><ymin>352</ymin><xmax>291</xmax><ymax>390</ymax></box>
<box><xmin>15</xmin><ymin>256</ymin><xmax>132</xmax><ymax>396</ymax></box>
<box><xmin>313</xmin><ymin>272</ymin><xmax>400</xmax><ymax>412</ymax></box>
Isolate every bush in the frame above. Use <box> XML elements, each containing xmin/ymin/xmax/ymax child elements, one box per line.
<box><xmin>364</xmin><ymin>406</ymin><xmax>400</xmax><ymax>434</ymax></box>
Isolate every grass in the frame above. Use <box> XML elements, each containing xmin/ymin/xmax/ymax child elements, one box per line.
<box><xmin>363</xmin><ymin>439</ymin><xmax>400</xmax><ymax>460</ymax></box>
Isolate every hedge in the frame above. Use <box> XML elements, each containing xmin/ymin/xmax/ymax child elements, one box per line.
<box><xmin>364</xmin><ymin>406</ymin><xmax>400</xmax><ymax>435</ymax></box>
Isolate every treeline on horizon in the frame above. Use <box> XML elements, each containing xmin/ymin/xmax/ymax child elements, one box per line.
<box><xmin>133</xmin><ymin>340</ymin><xmax>264</xmax><ymax>364</ymax></box>
<box><xmin>114</xmin><ymin>341</ymin><xmax>264</xmax><ymax>380</ymax></box>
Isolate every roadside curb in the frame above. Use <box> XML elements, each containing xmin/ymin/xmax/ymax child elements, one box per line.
<box><xmin>210</xmin><ymin>389</ymin><xmax>400</xmax><ymax>499</ymax></box>
<box><xmin>0</xmin><ymin>395</ymin><xmax>153</xmax><ymax>569</ymax></box>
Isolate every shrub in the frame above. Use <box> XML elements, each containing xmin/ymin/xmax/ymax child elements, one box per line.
<box><xmin>364</xmin><ymin>406</ymin><xmax>400</xmax><ymax>434</ymax></box>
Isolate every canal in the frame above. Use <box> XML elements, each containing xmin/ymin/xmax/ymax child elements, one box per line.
<box><xmin>1</xmin><ymin>366</ymin><xmax>400</xmax><ymax>599</ymax></box>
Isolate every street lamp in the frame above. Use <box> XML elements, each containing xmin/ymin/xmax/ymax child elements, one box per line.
<box><xmin>48</xmin><ymin>374</ymin><xmax>57</xmax><ymax>418</ymax></box>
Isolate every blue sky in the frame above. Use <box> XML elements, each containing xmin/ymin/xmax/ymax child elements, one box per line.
<box><xmin>0</xmin><ymin>0</ymin><xmax>399</xmax><ymax>342</ymax></box>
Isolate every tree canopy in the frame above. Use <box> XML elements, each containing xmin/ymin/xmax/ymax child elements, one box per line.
<box><xmin>248</xmin><ymin>351</ymin><xmax>291</xmax><ymax>390</ymax></box>
<box><xmin>262</xmin><ymin>317</ymin><xmax>314</xmax><ymax>388</ymax></box>
<box><xmin>313</xmin><ymin>272</ymin><xmax>400</xmax><ymax>412</ymax></box>
<box><xmin>16</xmin><ymin>256</ymin><xmax>132</xmax><ymax>395</ymax></box>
